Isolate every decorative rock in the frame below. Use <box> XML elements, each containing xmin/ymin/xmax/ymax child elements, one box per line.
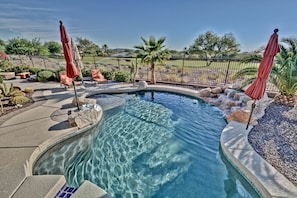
<box><xmin>227</xmin><ymin>110</ymin><xmax>255</xmax><ymax>124</ymax></box>
<box><xmin>211</xmin><ymin>87</ymin><xmax>222</xmax><ymax>94</ymax></box>
<box><xmin>72</xmin><ymin>97</ymin><xmax>96</xmax><ymax>107</ymax></box>
<box><xmin>68</xmin><ymin>108</ymin><xmax>101</xmax><ymax>129</ymax></box>
<box><xmin>138</xmin><ymin>81</ymin><xmax>148</xmax><ymax>88</ymax></box>
<box><xmin>199</xmin><ymin>88</ymin><xmax>212</xmax><ymax>97</ymax></box>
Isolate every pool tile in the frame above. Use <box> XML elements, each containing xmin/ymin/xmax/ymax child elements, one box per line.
<box><xmin>55</xmin><ymin>185</ymin><xmax>77</xmax><ymax>198</ymax></box>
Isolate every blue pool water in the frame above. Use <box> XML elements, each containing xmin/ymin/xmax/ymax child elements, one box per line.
<box><xmin>34</xmin><ymin>91</ymin><xmax>260</xmax><ymax>198</ymax></box>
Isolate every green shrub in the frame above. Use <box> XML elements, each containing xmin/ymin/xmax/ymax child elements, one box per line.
<box><xmin>102</xmin><ymin>71</ymin><xmax>115</xmax><ymax>80</ymax></box>
<box><xmin>81</xmin><ymin>69</ymin><xmax>91</xmax><ymax>77</ymax></box>
<box><xmin>0</xmin><ymin>60</ymin><xmax>13</xmax><ymax>72</ymax></box>
<box><xmin>10</xmin><ymin>96</ymin><xmax>29</xmax><ymax>105</ymax></box>
<box><xmin>37</xmin><ymin>70</ymin><xmax>57</xmax><ymax>82</ymax></box>
<box><xmin>14</xmin><ymin>65</ymin><xmax>30</xmax><ymax>74</ymax></box>
<box><xmin>29</xmin><ymin>67</ymin><xmax>41</xmax><ymax>75</ymax></box>
<box><xmin>114</xmin><ymin>71</ymin><xmax>130</xmax><ymax>82</ymax></box>
<box><xmin>0</xmin><ymin>76</ymin><xmax>3</xmax><ymax>84</ymax></box>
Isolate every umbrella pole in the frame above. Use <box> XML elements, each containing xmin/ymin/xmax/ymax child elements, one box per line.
<box><xmin>246</xmin><ymin>100</ymin><xmax>256</xmax><ymax>130</ymax></box>
<box><xmin>72</xmin><ymin>81</ymin><xmax>80</xmax><ymax>111</ymax></box>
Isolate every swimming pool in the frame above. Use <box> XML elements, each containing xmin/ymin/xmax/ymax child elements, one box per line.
<box><xmin>34</xmin><ymin>91</ymin><xmax>260</xmax><ymax>198</ymax></box>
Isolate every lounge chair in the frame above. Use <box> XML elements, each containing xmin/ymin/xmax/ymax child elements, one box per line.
<box><xmin>91</xmin><ymin>69</ymin><xmax>107</xmax><ymax>83</ymax></box>
<box><xmin>59</xmin><ymin>71</ymin><xmax>81</xmax><ymax>88</ymax></box>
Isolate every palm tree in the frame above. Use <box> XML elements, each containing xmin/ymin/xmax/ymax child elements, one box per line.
<box><xmin>134</xmin><ymin>36</ymin><xmax>171</xmax><ymax>84</ymax></box>
<box><xmin>233</xmin><ymin>37</ymin><xmax>297</xmax><ymax>106</ymax></box>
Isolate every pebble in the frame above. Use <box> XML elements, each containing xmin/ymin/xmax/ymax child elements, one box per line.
<box><xmin>248</xmin><ymin>103</ymin><xmax>297</xmax><ymax>186</ymax></box>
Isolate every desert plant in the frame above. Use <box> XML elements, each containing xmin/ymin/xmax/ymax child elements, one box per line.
<box><xmin>130</xmin><ymin>62</ymin><xmax>138</xmax><ymax>85</ymax></box>
<box><xmin>0</xmin><ymin>82</ymin><xmax>14</xmax><ymax>97</ymax></box>
<box><xmin>24</xmin><ymin>87</ymin><xmax>34</xmax><ymax>93</ymax></box>
<box><xmin>234</xmin><ymin>37</ymin><xmax>297</xmax><ymax>105</ymax></box>
<box><xmin>10</xmin><ymin>95</ymin><xmax>29</xmax><ymax>105</ymax></box>
<box><xmin>11</xmin><ymin>90</ymin><xmax>25</xmax><ymax>97</ymax></box>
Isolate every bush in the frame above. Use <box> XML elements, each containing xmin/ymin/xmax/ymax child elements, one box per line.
<box><xmin>37</xmin><ymin>70</ymin><xmax>57</xmax><ymax>82</ymax></box>
<box><xmin>81</xmin><ymin>69</ymin><xmax>91</xmax><ymax>77</ymax></box>
<box><xmin>0</xmin><ymin>76</ymin><xmax>3</xmax><ymax>84</ymax></box>
<box><xmin>13</xmin><ymin>65</ymin><xmax>30</xmax><ymax>74</ymax></box>
<box><xmin>0</xmin><ymin>60</ymin><xmax>13</xmax><ymax>72</ymax></box>
<box><xmin>102</xmin><ymin>71</ymin><xmax>115</xmax><ymax>80</ymax></box>
<box><xmin>29</xmin><ymin>67</ymin><xmax>42</xmax><ymax>75</ymax></box>
<box><xmin>10</xmin><ymin>96</ymin><xmax>29</xmax><ymax>105</ymax></box>
<box><xmin>114</xmin><ymin>71</ymin><xmax>130</xmax><ymax>82</ymax></box>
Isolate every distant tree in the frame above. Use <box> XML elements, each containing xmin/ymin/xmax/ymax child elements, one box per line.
<box><xmin>6</xmin><ymin>37</ymin><xmax>34</xmax><ymax>55</ymax></box>
<box><xmin>44</xmin><ymin>41</ymin><xmax>62</xmax><ymax>55</ymax></box>
<box><xmin>31</xmin><ymin>38</ymin><xmax>48</xmax><ymax>55</ymax></box>
<box><xmin>101</xmin><ymin>44</ymin><xmax>108</xmax><ymax>55</ymax></box>
<box><xmin>218</xmin><ymin>33</ymin><xmax>240</xmax><ymax>58</ymax></box>
<box><xmin>134</xmin><ymin>36</ymin><xmax>171</xmax><ymax>84</ymax></box>
<box><xmin>189</xmin><ymin>31</ymin><xmax>240</xmax><ymax>66</ymax></box>
<box><xmin>5</xmin><ymin>37</ymin><xmax>47</xmax><ymax>55</ymax></box>
<box><xmin>75</xmin><ymin>37</ymin><xmax>101</xmax><ymax>58</ymax></box>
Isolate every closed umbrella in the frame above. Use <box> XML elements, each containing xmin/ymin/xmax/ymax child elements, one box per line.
<box><xmin>71</xmin><ymin>38</ymin><xmax>84</xmax><ymax>84</ymax></box>
<box><xmin>59</xmin><ymin>20</ymin><xmax>80</xmax><ymax>110</ymax></box>
<box><xmin>245</xmin><ymin>29</ymin><xmax>281</xmax><ymax>129</ymax></box>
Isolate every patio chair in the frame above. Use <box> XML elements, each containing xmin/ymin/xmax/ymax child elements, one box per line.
<box><xmin>91</xmin><ymin>69</ymin><xmax>107</xmax><ymax>83</ymax></box>
<box><xmin>59</xmin><ymin>71</ymin><xmax>81</xmax><ymax>88</ymax></box>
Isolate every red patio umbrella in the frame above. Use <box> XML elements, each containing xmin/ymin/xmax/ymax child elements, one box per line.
<box><xmin>245</xmin><ymin>29</ymin><xmax>281</xmax><ymax>129</ymax></box>
<box><xmin>59</xmin><ymin>21</ymin><xmax>80</xmax><ymax>110</ymax></box>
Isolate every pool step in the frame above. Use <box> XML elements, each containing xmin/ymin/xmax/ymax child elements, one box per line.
<box><xmin>72</xmin><ymin>180</ymin><xmax>111</xmax><ymax>198</ymax></box>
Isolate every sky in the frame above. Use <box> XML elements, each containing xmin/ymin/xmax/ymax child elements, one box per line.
<box><xmin>0</xmin><ymin>0</ymin><xmax>297</xmax><ymax>52</ymax></box>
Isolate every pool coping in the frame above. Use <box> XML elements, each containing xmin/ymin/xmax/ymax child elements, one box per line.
<box><xmin>22</xmin><ymin>84</ymin><xmax>297</xmax><ymax>197</ymax></box>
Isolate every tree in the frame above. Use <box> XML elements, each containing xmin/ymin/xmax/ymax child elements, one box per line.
<box><xmin>75</xmin><ymin>37</ymin><xmax>101</xmax><ymax>58</ymax></box>
<box><xmin>233</xmin><ymin>37</ymin><xmax>297</xmax><ymax>106</ymax></box>
<box><xmin>189</xmin><ymin>31</ymin><xmax>240</xmax><ymax>66</ymax></box>
<box><xmin>31</xmin><ymin>38</ymin><xmax>48</xmax><ymax>55</ymax></box>
<box><xmin>101</xmin><ymin>44</ymin><xmax>110</xmax><ymax>56</ymax></box>
<box><xmin>44</xmin><ymin>41</ymin><xmax>62</xmax><ymax>55</ymax></box>
<box><xmin>134</xmin><ymin>36</ymin><xmax>171</xmax><ymax>84</ymax></box>
<box><xmin>5</xmin><ymin>37</ymin><xmax>47</xmax><ymax>55</ymax></box>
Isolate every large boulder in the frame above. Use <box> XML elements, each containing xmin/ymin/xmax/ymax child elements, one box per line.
<box><xmin>227</xmin><ymin>110</ymin><xmax>255</xmax><ymax>124</ymax></box>
<box><xmin>138</xmin><ymin>81</ymin><xmax>148</xmax><ymax>88</ymax></box>
<box><xmin>72</xmin><ymin>97</ymin><xmax>96</xmax><ymax>107</ymax></box>
<box><xmin>211</xmin><ymin>87</ymin><xmax>223</xmax><ymax>94</ymax></box>
<box><xmin>199</xmin><ymin>88</ymin><xmax>212</xmax><ymax>97</ymax></box>
<box><xmin>68</xmin><ymin>108</ymin><xmax>101</xmax><ymax>129</ymax></box>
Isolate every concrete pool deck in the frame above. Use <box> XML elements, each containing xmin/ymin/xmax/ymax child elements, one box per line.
<box><xmin>0</xmin><ymin>79</ymin><xmax>296</xmax><ymax>197</ymax></box>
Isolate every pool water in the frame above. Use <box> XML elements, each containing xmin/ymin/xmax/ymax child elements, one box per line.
<box><xmin>34</xmin><ymin>91</ymin><xmax>260</xmax><ymax>198</ymax></box>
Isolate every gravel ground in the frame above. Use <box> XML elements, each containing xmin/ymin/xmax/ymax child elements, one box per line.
<box><xmin>248</xmin><ymin>103</ymin><xmax>297</xmax><ymax>186</ymax></box>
